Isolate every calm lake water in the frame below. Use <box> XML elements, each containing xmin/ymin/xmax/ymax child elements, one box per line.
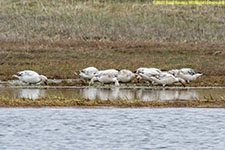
<box><xmin>0</xmin><ymin>87</ymin><xmax>225</xmax><ymax>101</ymax></box>
<box><xmin>0</xmin><ymin>108</ymin><xmax>225</xmax><ymax>150</ymax></box>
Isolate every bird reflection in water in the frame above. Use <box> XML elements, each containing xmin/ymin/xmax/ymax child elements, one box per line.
<box><xmin>11</xmin><ymin>88</ymin><xmax>200</xmax><ymax>101</ymax></box>
<box><xmin>136</xmin><ymin>89</ymin><xmax>199</xmax><ymax>101</ymax></box>
<box><xmin>15</xmin><ymin>89</ymin><xmax>46</xmax><ymax>99</ymax></box>
<box><xmin>82</xmin><ymin>88</ymin><xmax>199</xmax><ymax>101</ymax></box>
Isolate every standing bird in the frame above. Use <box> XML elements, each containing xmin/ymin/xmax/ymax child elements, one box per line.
<box><xmin>140</xmin><ymin>72</ymin><xmax>186</xmax><ymax>87</ymax></box>
<box><xmin>90</xmin><ymin>74</ymin><xmax>120</xmax><ymax>86</ymax></box>
<box><xmin>168</xmin><ymin>69</ymin><xmax>180</xmax><ymax>76</ymax></box>
<box><xmin>174</xmin><ymin>68</ymin><xmax>202</xmax><ymax>83</ymax></box>
<box><xmin>78</xmin><ymin>67</ymin><xmax>99</xmax><ymax>80</ymax></box>
<box><xmin>135</xmin><ymin>67</ymin><xmax>162</xmax><ymax>75</ymax></box>
<box><xmin>135</xmin><ymin>67</ymin><xmax>162</xmax><ymax>84</ymax></box>
<box><xmin>93</xmin><ymin>69</ymin><xmax>119</xmax><ymax>77</ymax></box>
<box><xmin>12</xmin><ymin>70</ymin><xmax>48</xmax><ymax>85</ymax></box>
<box><xmin>117</xmin><ymin>69</ymin><xmax>136</xmax><ymax>83</ymax></box>
<box><xmin>90</xmin><ymin>69</ymin><xmax>119</xmax><ymax>86</ymax></box>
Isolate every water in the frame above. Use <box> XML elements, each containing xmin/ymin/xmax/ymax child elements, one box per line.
<box><xmin>0</xmin><ymin>108</ymin><xmax>225</xmax><ymax>150</ymax></box>
<box><xmin>0</xmin><ymin>87</ymin><xmax>225</xmax><ymax>101</ymax></box>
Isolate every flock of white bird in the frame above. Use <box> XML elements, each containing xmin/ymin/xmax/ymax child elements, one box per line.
<box><xmin>12</xmin><ymin>67</ymin><xmax>202</xmax><ymax>87</ymax></box>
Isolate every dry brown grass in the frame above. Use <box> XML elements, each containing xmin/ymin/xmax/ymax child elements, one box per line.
<box><xmin>1</xmin><ymin>96</ymin><xmax>225</xmax><ymax>108</ymax></box>
<box><xmin>0</xmin><ymin>0</ymin><xmax>224</xmax><ymax>42</ymax></box>
<box><xmin>0</xmin><ymin>0</ymin><xmax>224</xmax><ymax>86</ymax></box>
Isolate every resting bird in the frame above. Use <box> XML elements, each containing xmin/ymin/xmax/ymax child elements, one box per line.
<box><xmin>139</xmin><ymin>72</ymin><xmax>186</xmax><ymax>87</ymax></box>
<box><xmin>78</xmin><ymin>67</ymin><xmax>99</xmax><ymax>80</ymax></box>
<box><xmin>172</xmin><ymin>68</ymin><xmax>202</xmax><ymax>83</ymax></box>
<box><xmin>12</xmin><ymin>70</ymin><xmax>48</xmax><ymax>85</ymax></box>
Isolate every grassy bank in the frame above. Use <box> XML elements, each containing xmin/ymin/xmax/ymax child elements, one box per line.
<box><xmin>0</xmin><ymin>0</ymin><xmax>224</xmax><ymax>86</ymax></box>
<box><xmin>0</xmin><ymin>41</ymin><xmax>225</xmax><ymax>86</ymax></box>
<box><xmin>1</xmin><ymin>96</ymin><xmax>225</xmax><ymax>108</ymax></box>
<box><xmin>0</xmin><ymin>0</ymin><xmax>224</xmax><ymax>42</ymax></box>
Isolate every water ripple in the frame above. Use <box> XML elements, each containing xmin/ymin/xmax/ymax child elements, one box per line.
<box><xmin>0</xmin><ymin>108</ymin><xmax>225</xmax><ymax>150</ymax></box>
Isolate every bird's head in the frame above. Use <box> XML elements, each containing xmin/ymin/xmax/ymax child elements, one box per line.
<box><xmin>40</xmin><ymin>75</ymin><xmax>48</xmax><ymax>85</ymax></box>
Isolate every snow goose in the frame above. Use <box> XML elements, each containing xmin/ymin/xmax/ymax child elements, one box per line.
<box><xmin>117</xmin><ymin>69</ymin><xmax>135</xmax><ymax>83</ymax></box>
<box><xmin>140</xmin><ymin>72</ymin><xmax>186</xmax><ymax>87</ymax></box>
<box><xmin>90</xmin><ymin>69</ymin><xmax>119</xmax><ymax>86</ymax></box>
<box><xmin>168</xmin><ymin>69</ymin><xmax>180</xmax><ymax>76</ymax></box>
<box><xmin>94</xmin><ymin>69</ymin><xmax>119</xmax><ymax>77</ymax></box>
<box><xmin>13</xmin><ymin>70</ymin><xmax>48</xmax><ymax>85</ymax></box>
<box><xmin>136</xmin><ymin>67</ymin><xmax>162</xmax><ymax>83</ymax></box>
<box><xmin>90</xmin><ymin>74</ymin><xmax>120</xmax><ymax>86</ymax></box>
<box><xmin>176</xmin><ymin>68</ymin><xmax>202</xmax><ymax>83</ymax></box>
<box><xmin>78</xmin><ymin>67</ymin><xmax>99</xmax><ymax>80</ymax></box>
<box><xmin>135</xmin><ymin>67</ymin><xmax>162</xmax><ymax>74</ymax></box>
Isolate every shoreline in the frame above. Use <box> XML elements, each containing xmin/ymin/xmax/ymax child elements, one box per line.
<box><xmin>0</xmin><ymin>41</ymin><xmax>224</xmax><ymax>87</ymax></box>
<box><xmin>0</xmin><ymin>85</ymin><xmax>225</xmax><ymax>90</ymax></box>
<box><xmin>0</xmin><ymin>98</ymin><xmax>225</xmax><ymax>108</ymax></box>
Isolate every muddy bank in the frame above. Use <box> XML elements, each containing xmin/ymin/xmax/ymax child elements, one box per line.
<box><xmin>0</xmin><ymin>41</ymin><xmax>225</xmax><ymax>86</ymax></box>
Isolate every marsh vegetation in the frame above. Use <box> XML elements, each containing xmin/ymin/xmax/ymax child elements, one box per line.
<box><xmin>0</xmin><ymin>1</ymin><xmax>224</xmax><ymax>108</ymax></box>
<box><xmin>1</xmin><ymin>41</ymin><xmax>225</xmax><ymax>86</ymax></box>
<box><xmin>1</xmin><ymin>95</ymin><xmax>225</xmax><ymax>108</ymax></box>
<box><xmin>1</xmin><ymin>0</ymin><xmax>224</xmax><ymax>42</ymax></box>
<box><xmin>0</xmin><ymin>1</ymin><xmax>224</xmax><ymax>86</ymax></box>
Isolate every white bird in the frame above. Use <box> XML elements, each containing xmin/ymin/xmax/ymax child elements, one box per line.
<box><xmin>78</xmin><ymin>67</ymin><xmax>99</xmax><ymax>80</ymax></box>
<box><xmin>12</xmin><ymin>70</ymin><xmax>48</xmax><ymax>85</ymax></box>
<box><xmin>175</xmin><ymin>68</ymin><xmax>202</xmax><ymax>83</ymax></box>
<box><xmin>89</xmin><ymin>69</ymin><xmax>120</xmax><ymax>86</ymax></box>
<box><xmin>90</xmin><ymin>74</ymin><xmax>120</xmax><ymax>86</ymax></box>
<box><xmin>139</xmin><ymin>72</ymin><xmax>186</xmax><ymax>87</ymax></box>
<box><xmin>168</xmin><ymin>69</ymin><xmax>180</xmax><ymax>76</ymax></box>
<box><xmin>94</xmin><ymin>69</ymin><xmax>119</xmax><ymax>77</ymax></box>
<box><xmin>135</xmin><ymin>67</ymin><xmax>162</xmax><ymax>74</ymax></box>
<box><xmin>117</xmin><ymin>69</ymin><xmax>135</xmax><ymax>83</ymax></box>
<box><xmin>136</xmin><ymin>67</ymin><xmax>162</xmax><ymax>83</ymax></box>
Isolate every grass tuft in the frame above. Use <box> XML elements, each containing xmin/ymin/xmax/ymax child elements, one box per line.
<box><xmin>1</xmin><ymin>96</ymin><xmax>225</xmax><ymax>108</ymax></box>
